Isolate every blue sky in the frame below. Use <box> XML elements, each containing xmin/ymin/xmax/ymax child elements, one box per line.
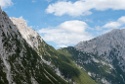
<box><xmin>1</xmin><ymin>0</ymin><xmax>125</xmax><ymax>48</ymax></box>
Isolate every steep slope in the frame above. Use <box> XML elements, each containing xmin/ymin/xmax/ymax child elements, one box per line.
<box><xmin>10</xmin><ymin>17</ymin><xmax>41</xmax><ymax>50</ymax></box>
<box><xmin>61</xmin><ymin>47</ymin><xmax>125</xmax><ymax>84</ymax></box>
<box><xmin>64</xmin><ymin>29</ymin><xmax>125</xmax><ymax>84</ymax></box>
<box><xmin>0</xmin><ymin>7</ymin><xmax>67</xmax><ymax>84</ymax></box>
<box><xmin>37</xmin><ymin>42</ymin><xmax>97</xmax><ymax>84</ymax></box>
<box><xmin>10</xmin><ymin>14</ymin><xmax>97</xmax><ymax>84</ymax></box>
<box><xmin>76</xmin><ymin>29</ymin><xmax>125</xmax><ymax>72</ymax></box>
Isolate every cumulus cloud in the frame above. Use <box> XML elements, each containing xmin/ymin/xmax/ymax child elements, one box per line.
<box><xmin>94</xmin><ymin>16</ymin><xmax>125</xmax><ymax>35</ymax></box>
<box><xmin>46</xmin><ymin>0</ymin><xmax>125</xmax><ymax>16</ymax></box>
<box><xmin>103</xmin><ymin>22</ymin><xmax>121</xmax><ymax>29</ymax></box>
<box><xmin>38</xmin><ymin>20</ymin><xmax>93</xmax><ymax>47</ymax></box>
<box><xmin>0</xmin><ymin>0</ymin><xmax>13</xmax><ymax>8</ymax></box>
<box><xmin>103</xmin><ymin>16</ymin><xmax>125</xmax><ymax>29</ymax></box>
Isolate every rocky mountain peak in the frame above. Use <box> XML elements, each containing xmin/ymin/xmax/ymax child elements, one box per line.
<box><xmin>76</xmin><ymin>29</ymin><xmax>125</xmax><ymax>55</ymax></box>
<box><xmin>75</xmin><ymin>29</ymin><xmax>125</xmax><ymax>72</ymax></box>
<box><xmin>10</xmin><ymin>17</ymin><xmax>42</xmax><ymax>49</ymax></box>
<box><xmin>0</xmin><ymin>8</ymin><xmax>67</xmax><ymax>84</ymax></box>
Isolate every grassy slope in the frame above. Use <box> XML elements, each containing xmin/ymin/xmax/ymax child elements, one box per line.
<box><xmin>38</xmin><ymin>41</ymin><xmax>97</xmax><ymax>84</ymax></box>
<box><xmin>61</xmin><ymin>47</ymin><xmax>125</xmax><ymax>84</ymax></box>
<box><xmin>58</xmin><ymin>48</ymin><xmax>97</xmax><ymax>84</ymax></box>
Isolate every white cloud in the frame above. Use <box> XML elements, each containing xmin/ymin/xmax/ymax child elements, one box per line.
<box><xmin>46</xmin><ymin>0</ymin><xmax>92</xmax><ymax>16</ymax></box>
<box><xmin>93</xmin><ymin>16</ymin><xmax>125</xmax><ymax>35</ymax></box>
<box><xmin>103</xmin><ymin>16</ymin><xmax>125</xmax><ymax>29</ymax></box>
<box><xmin>118</xmin><ymin>16</ymin><xmax>125</xmax><ymax>24</ymax></box>
<box><xmin>0</xmin><ymin>0</ymin><xmax>13</xmax><ymax>8</ymax></box>
<box><xmin>59</xmin><ymin>20</ymin><xmax>87</xmax><ymax>33</ymax></box>
<box><xmin>103</xmin><ymin>22</ymin><xmax>121</xmax><ymax>29</ymax></box>
<box><xmin>46</xmin><ymin>0</ymin><xmax>125</xmax><ymax>16</ymax></box>
<box><xmin>38</xmin><ymin>20</ymin><xmax>93</xmax><ymax>47</ymax></box>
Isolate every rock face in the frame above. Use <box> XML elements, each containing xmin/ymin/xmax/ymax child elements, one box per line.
<box><xmin>4</xmin><ymin>5</ymin><xmax>125</xmax><ymax>84</ymax></box>
<box><xmin>0</xmin><ymin>7</ymin><xmax>66</xmax><ymax>84</ymax></box>
<box><xmin>76</xmin><ymin>29</ymin><xmax>125</xmax><ymax>56</ymax></box>
<box><xmin>10</xmin><ymin>17</ymin><xmax>42</xmax><ymax>50</ymax></box>
<box><xmin>0</xmin><ymin>7</ymin><xmax>97</xmax><ymax>84</ymax></box>
<box><xmin>73</xmin><ymin>29</ymin><xmax>125</xmax><ymax>84</ymax></box>
<box><xmin>76</xmin><ymin>29</ymin><xmax>125</xmax><ymax>71</ymax></box>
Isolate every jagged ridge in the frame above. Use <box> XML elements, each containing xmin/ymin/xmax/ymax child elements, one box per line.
<box><xmin>0</xmin><ymin>7</ymin><xmax>67</xmax><ymax>84</ymax></box>
<box><xmin>73</xmin><ymin>29</ymin><xmax>125</xmax><ymax>84</ymax></box>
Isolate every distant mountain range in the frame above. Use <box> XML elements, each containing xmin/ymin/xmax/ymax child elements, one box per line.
<box><xmin>0</xmin><ymin>7</ymin><xmax>125</xmax><ymax>84</ymax></box>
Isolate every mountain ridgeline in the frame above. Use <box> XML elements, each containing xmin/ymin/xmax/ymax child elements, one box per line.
<box><xmin>0</xmin><ymin>7</ymin><xmax>125</xmax><ymax>84</ymax></box>
<box><xmin>74</xmin><ymin>29</ymin><xmax>125</xmax><ymax>84</ymax></box>
<box><xmin>61</xmin><ymin>29</ymin><xmax>125</xmax><ymax>84</ymax></box>
<box><xmin>0</xmin><ymin>7</ymin><xmax>96</xmax><ymax>84</ymax></box>
<box><xmin>0</xmin><ymin>7</ymin><xmax>67</xmax><ymax>84</ymax></box>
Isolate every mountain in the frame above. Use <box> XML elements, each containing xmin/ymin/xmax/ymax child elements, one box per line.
<box><xmin>4</xmin><ymin>5</ymin><xmax>124</xmax><ymax>84</ymax></box>
<box><xmin>2</xmin><ymin>5</ymin><xmax>125</xmax><ymax>83</ymax></box>
<box><xmin>60</xmin><ymin>29</ymin><xmax>125</xmax><ymax>84</ymax></box>
<box><xmin>10</xmin><ymin>16</ymin><xmax>96</xmax><ymax>84</ymax></box>
<box><xmin>76</xmin><ymin>29</ymin><xmax>125</xmax><ymax>72</ymax></box>
<box><xmin>0</xmin><ymin>7</ymin><xmax>97</xmax><ymax>84</ymax></box>
<box><xmin>0</xmin><ymin>7</ymin><xmax>67</xmax><ymax>84</ymax></box>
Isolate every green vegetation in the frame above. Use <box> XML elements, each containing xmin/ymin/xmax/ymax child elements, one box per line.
<box><xmin>61</xmin><ymin>47</ymin><xmax>125</xmax><ymax>84</ymax></box>
<box><xmin>38</xmin><ymin>41</ymin><xmax>97</xmax><ymax>84</ymax></box>
<box><xmin>0</xmin><ymin>31</ymin><xmax>67</xmax><ymax>84</ymax></box>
